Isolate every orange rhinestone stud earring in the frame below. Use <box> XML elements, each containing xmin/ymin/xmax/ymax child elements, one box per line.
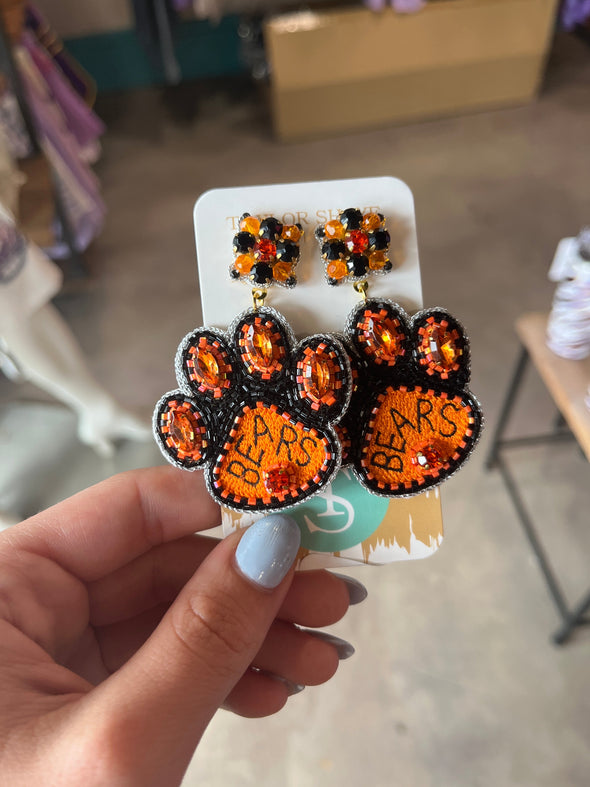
<box><xmin>153</xmin><ymin>212</ymin><xmax>353</xmax><ymax>513</ymax></box>
<box><xmin>316</xmin><ymin>208</ymin><xmax>483</xmax><ymax>498</ymax></box>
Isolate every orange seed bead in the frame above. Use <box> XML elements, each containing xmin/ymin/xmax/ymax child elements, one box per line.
<box><xmin>368</xmin><ymin>251</ymin><xmax>389</xmax><ymax>270</ymax></box>
<box><xmin>273</xmin><ymin>261</ymin><xmax>293</xmax><ymax>282</ymax></box>
<box><xmin>240</xmin><ymin>215</ymin><xmax>261</xmax><ymax>235</ymax></box>
<box><xmin>326</xmin><ymin>259</ymin><xmax>348</xmax><ymax>280</ymax></box>
<box><xmin>324</xmin><ymin>220</ymin><xmax>345</xmax><ymax>240</ymax></box>
<box><xmin>362</xmin><ymin>213</ymin><xmax>381</xmax><ymax>231</ymax></box>
<box><xmin>234</xmin><ymin>254</ymin><xmax>254</xmax><ymax>274</ymax></box>
<box><xmin>282</xmin><ymin>224</ymin><xmax>301</xmax><ymax>242</ymax></box>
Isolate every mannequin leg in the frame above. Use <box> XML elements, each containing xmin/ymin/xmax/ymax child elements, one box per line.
<box><xmin>1</xmin><ymin>302</ymin><xmax>151</xmax><ymax>457</ymax></box>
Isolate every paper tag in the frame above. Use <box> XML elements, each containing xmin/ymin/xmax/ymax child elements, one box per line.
<box><xmin>193</xmin><ymin>177</ymin><xmax>443</xmax><ymax>568</ymax></box>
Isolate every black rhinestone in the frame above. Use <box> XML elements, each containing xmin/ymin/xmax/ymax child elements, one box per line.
<box><xmin>327</xmin><ymin>278</ymin><xmax>339</xmax><ymax>286</ymax></box>
<box><xmin>230</xmin><ymin>269</ymin><xmax>240</xmax><ymax>279</ymax></box>
<box><xmin>276</xmin><ymin>241</ymin><xmax>299</xmax><ymax>262</ymax></box>
<box><xmin>348</xmin><ymin>254</ymin><xmax>369</xmax><ymax>277</ymax></box>
<box><xmin>377</xmin><ymin>213</ymin><xmax>385</xmax><ymax>222</ymax></box>
<box><xmin>322</xmin><ymin>241</ymin><xmax>346</xmax><ymax>260</ymax></box>
<box><xmin>340</xmin><ymin>208</ymin><xmax>363</xmax><ymax>230</ymax></box>
<box><xmin>233</xmin><ymin>232</ymin><xmax>255</xmax><ymax>253</ymax></box>
<box><xmin>315</xmin><ymin>226</ymin><xmax>326</xmax><ymax>240</ymax></box>
<box><xmin>384</xmin><ymin>261</ymin><xmax>393</xmax><ymax>272</ymax></box>
<box><xmin>259</xmin><ymin>217</ymin><xmax>283</xmax><ymax>240</ymax></box>
<box><xmin>285</xmin><ymin>276</ymin><xmax>297</xmax><ymax>288</ymax></box>
<box><xmin>249</xmin><ymin>262</ymin><xmax>273</xmax><ymax>285</ymax></box>
<box><xmin>239</xmin><ymin>212</ymin><xmax>251</xmax><ymax>221</ymax></box>
<box><xmin>368</xmin><ymin>229</ymin><xmax>390</xmax><ymax>251</ymax></box>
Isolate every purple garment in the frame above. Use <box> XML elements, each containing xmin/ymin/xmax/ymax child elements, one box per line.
<box><xmin>25</xmin><ymin>4</ymin><xmax>93</xmax><ymax>103</ymax></box>
<box><xmin>364</xmin><ymin>0</ymin><xmax>425</xmax><ymax>12</ymax></box>
<box><xmin>561</xmin><ymin>0</ymin><xmax>590</xmax><ymax>29</ymax></box>
<box><xmin>21</xmin><ymin>34</ymin><xmax>105</xmax><ymax>150</ymax></box>
<box><xmin>18</xmin><ymin>43</ymin><xmax>105</xmax><ymax>255</ymax></box>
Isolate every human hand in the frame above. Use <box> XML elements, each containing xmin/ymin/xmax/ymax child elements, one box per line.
<box><xmin>0</xmin><ymin>467</ymin><xmax>365</xmax><ymax>786</ymax></box>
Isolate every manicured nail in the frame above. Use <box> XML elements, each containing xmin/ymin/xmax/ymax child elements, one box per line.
<box><xmin>308</xmin><ymin>630</ymin><xmax>355</xmax><ymax>660</ymax></box>
<box><xmin>235</xmin><ymin>514</ymin><xmax>301</xmax><ymax>589</ymax></box>
<box><xmin>331</xmin><ymin>572</ymin><xmax>368</xmax><ymax>605</ymax></box>
<box><xmin>252</xmin><ymin>668</ymin><xmax>305</xmax><ymax>696</ymax></box>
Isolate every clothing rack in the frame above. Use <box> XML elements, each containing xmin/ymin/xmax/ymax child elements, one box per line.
<box><xmin>0</xmin><ymin>6</ymin><xmax>87</xmax><ymax>276</ymax></box>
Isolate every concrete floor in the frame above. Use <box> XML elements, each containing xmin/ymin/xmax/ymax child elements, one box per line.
<box><xmin>1</xmin><ymin>32</ymin><xmax>590</xmax><ymax>787</ymax></box>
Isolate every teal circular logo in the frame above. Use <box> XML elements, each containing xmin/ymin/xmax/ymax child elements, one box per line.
<box><xmin>291</xmin><ymin>467</ymin><xmax>389</xmax><ymax>553</ymax></box>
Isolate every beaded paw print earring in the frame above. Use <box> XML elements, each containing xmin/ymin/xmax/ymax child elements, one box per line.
<box><xmin>154</xmin><ymin>213</ymin><xmax>353</xmax><ymax>513</ymax></box>
<box><xmin>316</xmin><ymin>208</ymin><xmax>483</xmax><ymax>498</ymax></box>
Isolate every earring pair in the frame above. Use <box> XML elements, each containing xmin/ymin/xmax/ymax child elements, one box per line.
<box><xmin>229</xmin><ymin>209</ymin><xmax>393</xmax><ymax>292</ymax></box>
<box><xmin>153</xmin><ymin>207</ymin><xmax>482</xmax><ymax>515</ymax></box>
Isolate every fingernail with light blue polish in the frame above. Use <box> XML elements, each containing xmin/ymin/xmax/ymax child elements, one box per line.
<box><xmin>235</xmin><ymin>514</ymin><xmax>301</xmax><ymax>589</ymax></box>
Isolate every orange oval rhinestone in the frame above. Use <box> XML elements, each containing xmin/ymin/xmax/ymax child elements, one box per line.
<box><xmin>324</xmin><ymin>220</ymin><xmax>345</xmax><ymax>240</ymax></box>
<box><xmin>362</xmin><ymin>213</ymin><xmax>381</xmax><ymax>231</ymax></box>
<box><xmin>303</xmin><ymin>352</ymin><xmax>336</xmax><ymax>404</ymax></box>
<box><xmin>240</xmin><ymin>215</ymin><xmax>260</xmax><ymax>235</ymax></box>
<box><xmin>166</xmin><ymin>406</ymin><xmax>203</xmax><ymax>460</ymax></box>
<box><xmin>234</xmin><ymin>254</ymin><xmax>254</xmax><ymax>274</ymax></box>
<box><xmin>273</xmin><ymin>261</ymin><xmax>293</xmax><ymax>282</ymax></box>
<box><xmin>368</xmin><ymin>251</ymin><xmax>389</xmax><ymax>270</ymax></box>
<box><xmin>282</xmin><ymin>224</ymin><xmax>301</xmax><ymax>242</ymax></box>
<box><xmin>360</xmin><ymin>311</ymin><xmax>403</xmax><ymax>363</ymax></box>
<box><xmin>422</xmin><ymin>324</ymin><xmax>460</xmax><ymax>369</ymax></box>
<box><xmin>191</xmin><ymin>342</ymin><xmax>228</xmax><ymax>391</ymax></box>
<box><xmin>242</xmin><ymin>321</ymin><xmax>284</xmax><ymax>374</ymax></box>
<box><xmin>326</xmin><ymin>259</ymin><xmax>348</xmax><ymax>280</ymax></box>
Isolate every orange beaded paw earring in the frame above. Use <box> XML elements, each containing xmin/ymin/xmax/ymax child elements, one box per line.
<box><xmin>154</xmin><ymin>213</ymin><xmax>353</xmax><ymax>513</ymax></box>
<box><xmin>316</xmin><ymin>208</ymin><xmax>483</xmax><ymax>498</ymax></box>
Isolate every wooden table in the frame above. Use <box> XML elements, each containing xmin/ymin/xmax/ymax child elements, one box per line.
<box><xmin>486</xmin><ymin>312</ymin><xmax>590</xmax><ymax>644</ymax></box>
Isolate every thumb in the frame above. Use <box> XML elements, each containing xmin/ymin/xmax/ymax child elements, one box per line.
<box><xmin>88</xmin><ymin>514</ymin><xmax>301</xmax><ymax>783</ymax></box>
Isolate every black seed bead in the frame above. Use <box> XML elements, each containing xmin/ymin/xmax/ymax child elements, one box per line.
<box><xmin>233</xmin><ymin>232</ymin><xmax>256</xmax><ymax>253</ymax></box>
<box><xmin>384</xmin><ymin>261</ymin><xmax>393</xmax><ymax>271</ymax></box>
<box><xmin>230</xmin><ymin>268</ymin><xmax>240</xmax><ymax>279</ymax></box>
<box><xmin>322</xmin><ymin>240</ymin><xmax>346</xmax><ymax>260</ymax></box>
<box><xmin>348</xmin><ymin>254</ymin><xmax>369</xmax><ymax>277</ymax></box>
<box><xmin>285</xmin><ymin>276</ymin><xmax>297</xmax><ymax>288</ymax></box>
<box><xmin>315</xmin><ymin>226</ymin><xmax>326</xmax><ymax>240</ymax></box>
<box><xmin>260</xmin><ymin>217</ymin><xmax>283</xmax><ymax>240</ymax></box>
<box><xmin>368</xmin><ymin>229</ymin><xmax>390</xmax><ymax>251</ymax></box>
<box><xmin>327</xmin><ymin>278</ymin><xmax>339</xmax><ymax>286</ymax></box>
<box><xmin>249</xmin><ymin>262</ymin><xmax>273</xmax><ymax>285</ymax></box>
<box><xmin>340</xmin><ymin>208</ymin><xmax>363</xmax><ymax>230</ymax></box>
<box><xmin>276</xmin><ymin>241</ymin><xmax>299</xmax><ymax>262</ymax></box>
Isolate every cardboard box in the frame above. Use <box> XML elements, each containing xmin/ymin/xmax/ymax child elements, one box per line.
<box><xmin>265</xmin><ymin>0</ymin><xmax>558</xmax><ymax>140</ymax></box>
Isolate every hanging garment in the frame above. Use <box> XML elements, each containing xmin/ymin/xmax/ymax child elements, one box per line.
<box><xmin>25</xmin><ymin>3</ymin><xmax>97</xmax><ymax>106</ymax></box>
<box><xmin>561</xmin><ymin>0</ymin><xmax>590</xmax><ymax>29</ymax></box>
<box><xmin>15</xmin><ymin>44</ymin><xmax>105</xmax><ymax>257</ymax></box>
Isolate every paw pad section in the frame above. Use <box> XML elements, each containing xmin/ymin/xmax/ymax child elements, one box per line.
<box><xmin>232</xmin><ymin>213</ymin><xmax>302</xmax><ymax>289</ymax></box>
<box><xmin>154</xmin><ymin>305</ymin><xmax>351</xmax><ymax>513</ymax></box>
<box><xmin>316</xmin><ymin>208</ymin><xmax>392</xmax><ymax>285</ymax></box>
<box><xmin>350</xmin><ymin>300</ymin><xmax>410</xmax><ymax>368</ymax></box>
<box><xmin>176</xmin><ymin>329</ymin><xmax>233</xmax><ymax>399</ymax></box>
<box><xmin>211</xmin><ymin>401</ymin><xmax>338</xmax><ymax>509</ymax></box>
<box><xmin>153</xmin><ymin>394</ymin><xmax>210</xmax><ymax>469</ymax></box>
<box><xmin>295</xmin><ymin>335</ymin><xmax>351</xmax><ymax>420</ymax></box>
<box><xmin>234</xmin><ymin>311</ymin><xmax>290</xmax><ymax>382</ymax></box>
<box><xmin>360</xmin><ymin>386</ymin><xmax>479</xmax><ymax>495</ymax></box>
<box><xmin>412</xmin><ymin>309</ymin><xmax>470</xmax><ymax>387</ymax></box>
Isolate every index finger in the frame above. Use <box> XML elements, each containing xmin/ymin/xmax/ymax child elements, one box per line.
<box><xmin>4</xmin><ymin>466</ymin><xmax>221</xmax><ymax>582</ymax></box>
